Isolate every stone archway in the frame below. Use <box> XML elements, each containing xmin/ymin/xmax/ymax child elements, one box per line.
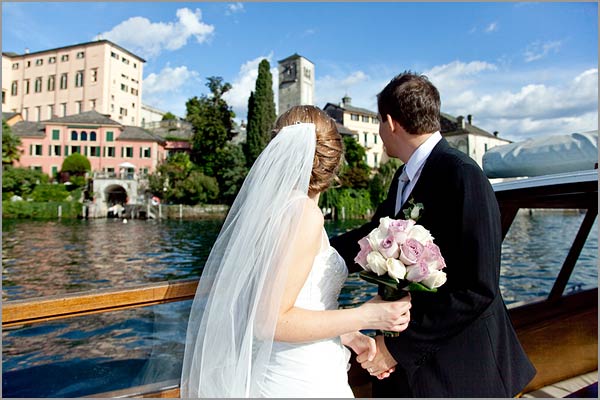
<box><xmin>105</xmin><ymin>184</ymin><xmax>128</xmax><ymax>206</ymax></box>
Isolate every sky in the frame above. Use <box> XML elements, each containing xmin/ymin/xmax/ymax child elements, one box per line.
<box><xmin>2</xmin><ymin>1</ymin><xmax>598</xmax><ymax>141</ymax></box>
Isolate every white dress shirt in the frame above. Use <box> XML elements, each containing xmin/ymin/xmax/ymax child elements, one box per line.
<box><xmin>395</xmin><ymin>131</ymin><xmax>442</xmax><ymax>213</ymax></box>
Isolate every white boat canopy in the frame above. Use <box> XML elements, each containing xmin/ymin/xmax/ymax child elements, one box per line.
<box><xmin>118</xmin><ymin>162</ymin><xmax>136</xmax><ymax>169</ymax></box>
<box><xmin>483</xmin><ymin>130</ymin><xmax>598</xmax><ymax>178</ymax></box>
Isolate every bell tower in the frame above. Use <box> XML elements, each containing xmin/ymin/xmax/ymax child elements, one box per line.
<box><xmin>277</xmin><ymin>54</ymin><xmax>314</xmax><ymax>116</ymax></box>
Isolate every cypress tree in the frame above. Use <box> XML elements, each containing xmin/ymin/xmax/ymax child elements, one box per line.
<box><xmin>244</xmin><ymin>59</ymin><xmax>276</xmax><ymax>167</ymax></box>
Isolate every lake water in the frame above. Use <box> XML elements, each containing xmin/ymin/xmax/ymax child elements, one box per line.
<box><xmin>2</xmin><ymin>213</ymin><xmax>597</xmax><ymax>397</ymax></box>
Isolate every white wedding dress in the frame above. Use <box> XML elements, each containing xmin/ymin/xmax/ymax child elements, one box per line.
<box><xmin>257</xmin><ymin>228</ymin><xmax>354</xmax><ymax>398</ymax></box>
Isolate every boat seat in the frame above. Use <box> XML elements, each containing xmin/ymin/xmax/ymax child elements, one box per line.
<box><xmin>522</xmin><ymin>370</ymin><xmax>598</xmax><ymax>398</ymax></box>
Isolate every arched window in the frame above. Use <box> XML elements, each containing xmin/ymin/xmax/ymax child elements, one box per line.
<box><xmin>11</xmin><ymin>81</ymin><xmax>17</xmax><ymax>96</ymax></box>
<box><xmin>90</xmin><ymin>131</ymin><xmax>97</xmax><ymax>141</ymax></box>
<box><xmin>75</xmin><ymin>71</ymin><xmax>84</xmax><ymax>87</ymax></box>
<box><xmin>71</xmin><ymin>131</ymin><xmax>78</xmax><ymax>141</ymax></box>
<box><xmin>80</xmin><ymin>131</ymin><xmax>88</xmax><ymax>141</ymax></box>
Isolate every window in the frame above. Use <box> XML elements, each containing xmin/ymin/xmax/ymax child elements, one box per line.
<box><xmin>373</xmin><ymin>133</ymin><xmax>378</xmax><ymax>144</ymax></box>
<box><xmin>52</xmin><ymin>145</ymin><xmax>61</xmax><ymax>156</ymax></box>
<box><xmin>90</xmin><ymin>99</ymin><xmax>96</xmax><ymax>110</ymax></box>
<box><xmin>121</xmin><ymin>83</ymin><xmax>128</xmax><ymax>92</ymax></box>
<box><xmin>133</xmin><ymin>63</ymin><xmax>137</xmax><ymax>69</ymax></box>
<box><xmin>122</xmin><ymin>56</ymin><xmax>129</xmax><ymax>65</ymax></box>
<box><xmin>111</xmin><ymin>104</ymin><xmax>115</xmax><ymax>112</ymax></box>
<box><xmin>51</xmin><ymin>166</ymin><xmax>58</xmax><ymax>176</ymax></box>
<box><xmin>49</xmin><ymin>56</ymin><xmax>56</xmax><ymax>64</ymax></box>
<box><xmin>89</xmin><ymin>146</ymin><xmax>101</xmax><ymax>157</ymax></box>
<box><xmin>61</xmin><ymin>54</ymin><xmax>69</xmax><ymax>62</ymax></box>
<box><xmin>32</xmin><ymin>166</ymin><xmax>42</xmax><ymax>172</ymax></box>
<box><xmin>24</xmin><ymin>79</ymin><xmax>30</xmax><ymax>94</ymax></box>
<box><xmin>12</xmin><ymin>63</ymin><xmax>19</xmax><ymax>70</ymax></box>
<box><xmin>60</xmin><ymin>73</ymin><xmax>68</xmax><ymax>90</ymax></box>
<box><xmin>34</xmin><ymin>77</ymin><xmax>42</xmax><ymax>93</ymax></box>
<box><xmin>75</xmin><ymin>71</ymin><xmax>84</xmax><ymax>87</ymax></box>
<box><xmin>32</xmin><ymin>144</ymin><xmax>43</xmax><ymax>156</ymax></box>
<box><xmin>351</xmin><ymin>114</ymin><xmax>359</xmax><ymax>121</ymax></box>
<box><xmin>125</xmin><ymin>147</ymin><xmax>134</xmax><ymax>158</ymax></box>
<box><xmin>362</xmin><ymin>115</ymin><xmax>370</xmax><ymax>123</ymax></box>
<box><xmin>11</xmin><ymin>81</ymin><xmax>17</xmax><ymax>96</ymax></box>
<box><xmin>35</xmin><ymin>106</ymin><xmax>41</xmax><ymax>121</ymax></box>
<box><xmin>119</xmin><ymin>107</ymin><xmax>128</xmax><ymax>116</ymax></box>
<box><xmin>71</xmin><ymin>146</ymin><xmax>81</xmax><ymax>154</ymax></box>
<box><xmin>91</xmin><ymin>68</ymin><xmax>98</xmax><ymax>83</ymax></box>
<box><xmin>372</xmin><ymin>117</ymin><xmax>378</xmax><ymax>124</ymax></box>
<box><xmin>131</xmin><ymin>88</ymin><xmax>138</xmax><ymax>95</ymax></box>
<box><xmin>484</xmin><ymin>143</ymin><xmax>489</xmax><ymax>152</ymax></box>
<box><xmin>106</xmin><ymin>131</ymin><xmax>114</xmax><ymax>142</ymax></box>
<box><xmin>2</xmin><ymin>90</ymin><xmax>4</xmax><ymax>104</ymax></box>
<box><xmin>61</xmin><ymin>103</ymin><xmax>67</xmax><ymax>117</ymax></box>
<box><xmin>76</xmin><ymin>101</ymin><xmax>82</xmax><ymax>114</ymax></box>
<box><xmin>106</xmin><ymin>146</ymin><xmax>115</xmax><ymax>157</ymax></box>
<box><xmin>364</xmin><ymin>133</ymin><xmax>368</xmax><ymax>146</ymax></box>
<box><xmin>64</xmin><ymin>145</ymin><xmax>69</xmax><ymax>156</ymax></box>
<box><xmin>47</xmin><ymin>75</ymin><xmax>56</xmax><ymax>91</ymax></box>
<box><xmin>111</xmin><ymin>51</ymin><xmax>119</xmax><ymax>59</ymax></box>
<box><xmin>48</xmin><ymin>105</ymin><xmax>54</xmax><ymax>119</ymax></box>
<box><xmin>141</xmin><ymin>147</ymin><xmax>151</xmax><ymax>158</ymax></box>
<box><xmin>26</xmin><ymin>61</ymin><xmax>31</xmax><ymax>68</ymax></box>
<box><xmin>90</xmin><ymin>131</ymin><xmax>97</xmax><ymax>141</ymax></box>
<box><xmin>35</xmin><ymin>58</ymin><xmax>43</xmax><ymax>66</ymax></box>
<box><xmin>374</xmin><ymin>153</ymin><xmax>379</xmax><ymax>167</ymax></box>
<box><xmin>80</xmin><ymin>131</ymin><xmax>87</xmax><ymax>141</ymax></box>
<box><xmin>76</xmin><ymin>51</ymin><xmax>85</xmax><ymax>59</ymax></box>
<box><xmin>71</xmin><ymin>131</ymin><xmax>78</xmax><ymax>141</ymax></box>
<box><xmin>23</xmin><ymin>108</ymin><xmax>29</xmax><ymax>120</ymax></box>
<box><xmin>52</xmin><ymin>129</ymin><xmax>60</xmax><ymax>140</ymax></box>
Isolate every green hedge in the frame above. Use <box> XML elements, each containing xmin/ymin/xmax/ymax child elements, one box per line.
<box><xmin>319</xmin><ymin>188</ymin><xmax>373</xmax><ymax>219</ymax></box>
<box><xmin>2</xmin><ymin>201</ymin><xmax>82</xmax><ymax>219</ymax></box>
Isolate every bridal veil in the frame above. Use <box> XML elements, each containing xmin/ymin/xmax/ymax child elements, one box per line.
<box><xmin>180</xmin><ymin>123</ymin><xmax>317</xmax><ymax>397</ymax></box>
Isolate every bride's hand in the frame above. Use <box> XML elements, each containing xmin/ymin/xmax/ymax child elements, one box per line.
<box><xmin>359</xmin><ymin>293</ymin><xmax>411</xmax><ymax>332</ymax></box>
<box><xmin>341</xmin><ymin>331</ymin><xmax>376</xmax><ymax>361</ymax></box>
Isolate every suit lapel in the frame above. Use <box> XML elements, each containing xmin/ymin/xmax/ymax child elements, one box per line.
<box><xmin>394</xmin><ymin>138</ymin><xmax>451</xmax><ymax>219</ymax></box>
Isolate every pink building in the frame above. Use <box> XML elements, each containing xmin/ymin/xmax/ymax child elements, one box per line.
<box><xmin>10</xmin><ymin>110</ymin><xmax>167</xmax><ymax>177</ymax></box>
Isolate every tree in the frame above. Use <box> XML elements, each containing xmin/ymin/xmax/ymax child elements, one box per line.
<box><xmin>339</xmin><ymin>136</ymin><xmax>371</xmax><ymax>189</ymax></box>
<box><xmin>2</xmin><ymin>166</ymin><xmax>48</xmax><ymax>200</ymax></box>
<box><xmin>244</xmin><ymin>59</ymin><xmax>276</xmax><ymax>167</ymax></box>
<box><xmin>369</xmin><ymin>158</ymin><xmax>402</xmax><ymax>208</ymax></box>
<box><xmin>214</xmin><ymin>143</ymin><xmax>248</xmax><ymax>204</ymax></box>
<box><xmin>186</xmin><ymin>77</ymin><xmax>235</xmax><ymax>176</ymax></box>
<box><xmin>148</xmin><ymin>152</ymin><xmax>219</xmax><ymax>205</ymax></box>
<box><xmin>2</xmin><ymin>119</ymin><xmax>22</xmax><ymax>167</ymax></box>
<box><xmin>61</xmin><ymin>153</ymin><xmax>91</xmax><ymax>174</ymax></box>
<box><xmin>162</xmin><ymin>112</ymin><xmax>177</xmax><ymax>121</ymax></box>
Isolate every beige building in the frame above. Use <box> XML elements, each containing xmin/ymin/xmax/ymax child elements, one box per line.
<box><xmin>278</xmin><ymin>53</ymin><xmax>315</xmax><ymax>116</ymax></box>
<box><xmin>440</xmin><ymin>113</ymin><xmax>512</xmax><ymax>168</ymax></box>
<box><xmin>2</xmin><ymin>39</ymin><xmax>144</xmax><ymax>126</ymax></box>
<box><xmin>324</xmin><ymin>96</ymin><xmax>386</xmax><ymax>168</ymax></box>
<box><xmin>141</xmin><ymin>103</ymin><xmax>167</xmax><ymax>128</ymax></box>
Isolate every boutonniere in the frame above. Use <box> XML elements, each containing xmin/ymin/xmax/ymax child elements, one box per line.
<box><xmin>403</xmin><ymin>198</ymin><xmax>424</xmax><ymax>222</ymax></box>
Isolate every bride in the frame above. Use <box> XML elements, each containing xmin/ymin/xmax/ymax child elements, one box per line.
<box><xmin>180</xmin><ymin>105</ymin><xmax>411</xmax><ymax>398</ymax></box>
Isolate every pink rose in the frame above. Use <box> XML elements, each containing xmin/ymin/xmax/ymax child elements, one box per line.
<box><xmin>399</xmin><ymin>238</ymin><xmax>424</xmax><ymax>265</ymax></box>
<box><xmin>354</xmin><ymin>237</ymin><xmax>372</xmax><ymax>269</ymax></box>
<box><xmin>405</xmin><ymin>260</ymin><xmax>430</xmax><ymax>282</ymax></box>
<box><xmin>379</xmin><ymin>234</ymin><xmax>400</xmax><ymax>258</ymax></box>
<box><xmin>422</xmin><ymin>243</ymin><xmax>446</xmax><ymax>270</ymax></box>
<box><xmin>388</xmin><ymin>219</ymin><xmax>416</xmax><ymax>244</ymax></box>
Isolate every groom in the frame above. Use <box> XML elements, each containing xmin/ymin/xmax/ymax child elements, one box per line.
<box><xmin>331</xmin><ymin>72</ymin><xmax>536</xmax><ymax>397</ymax></box>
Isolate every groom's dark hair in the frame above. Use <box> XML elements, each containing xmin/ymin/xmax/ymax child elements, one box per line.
<box><xmin>377</xmin><ymin>71</ymin><xmax>441</xmax><ymax>135</ymax></box>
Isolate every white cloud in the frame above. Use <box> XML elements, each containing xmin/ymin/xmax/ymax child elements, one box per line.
<box><xmin>101</xmin><ymin>8</ymin><xmax>214</xmax><ymax>58</ymax></box>
<box><xmin>226</xmin><ymin>3</ymin><xmax>245</xmax><ymax>15</ymax></box>
<box><xmin>315</xmin><ymin>70</ymin><xmax>383</xmax><ymax>112</ymax></box>
<box><xmin>485</xmin><ymin>22</ymin><xmax>498</xmax><ymax>33</ymax></box>
<box><xmin>142</xmin><ymin>65</ymin><xmax>201</xmax><ymax>115</ymax></box>
<box><xmin>423</xmin><ymin>61</ymin><xmax>597</xmax><ymax>140</ymax></box>
<box><xmin>223</xmin><ymin>54</ymin><xmax>278</xmax><ymax>122</ymax></box>
<box><xmin>524</xmin><ymin>40</ymin><xmax>562</xmax><ymax>63</ymax></box>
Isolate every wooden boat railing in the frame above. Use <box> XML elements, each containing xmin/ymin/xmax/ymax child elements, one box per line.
<box><xmin>2</xmin><ymin>170</ymin><xmax>598</xmax><ymax>397</ymax></box>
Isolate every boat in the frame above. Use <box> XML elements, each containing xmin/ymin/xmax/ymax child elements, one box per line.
<box><xmin>2</xmin><ymin>169</ymin><xmax>597</xmax><ymax>398</ymax></box>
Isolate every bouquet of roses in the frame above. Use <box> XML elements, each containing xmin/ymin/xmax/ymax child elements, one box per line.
<box><xmin>355</xmin><ymin>201</ymin><xmax>447</xmax><ymax>335</ymax></box>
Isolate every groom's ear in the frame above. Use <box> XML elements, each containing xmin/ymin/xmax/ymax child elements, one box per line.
<box><xmin>386</xmin><ymin>114</ymin><xmax>397</xmax><ymax>132</ymax></box>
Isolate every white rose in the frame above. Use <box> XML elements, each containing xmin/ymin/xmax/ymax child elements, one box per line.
<box><xmin>378</xmin><ymin>217</ymin><xmax>393</xmax><ymax>235</ymax></box>
<box><xmin>420</xmin><ymin>270</ymin><xmax>447</xmax><ymax>289</ymax></box>
<box><xmin>406</xmin><ymin>225</ymin><xmax>433</xmax><ymax>244</ymax></box>
<box><xmin>386</xmin><ymin>258</ymin><xmax>406</xmax><ymax>282</ymax></box>
<box><xmin>366</xmin><ymin>251</ymin><xmax>388</xmax><ymax>276</ymax></box>
<box><xmin>410</xmin><ymin>204</ymin><xmax>423</xmax><ymax>220</ymax></box>
<box><xmin>367</xmin><ymin>227</ymin><xmax>387</xmax><ymax>252</ymax></box>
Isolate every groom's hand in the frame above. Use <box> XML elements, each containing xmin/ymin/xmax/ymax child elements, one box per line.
<box><xmin>357</xmin><ymin>335</ymin><xmax>398</xmax><ymax>379</ymax></box>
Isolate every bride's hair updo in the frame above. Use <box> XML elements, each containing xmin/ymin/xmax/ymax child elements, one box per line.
<box><xmin>273</xmin><ymin>105</ymin><xmax>343</xmax><ymax>196</ymax></box>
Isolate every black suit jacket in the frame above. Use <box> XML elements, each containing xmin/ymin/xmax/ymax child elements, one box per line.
<box><xmin>331</xmin><ymin>138</ymin><xmax>536</xmax><ymax>397</ymax></box>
